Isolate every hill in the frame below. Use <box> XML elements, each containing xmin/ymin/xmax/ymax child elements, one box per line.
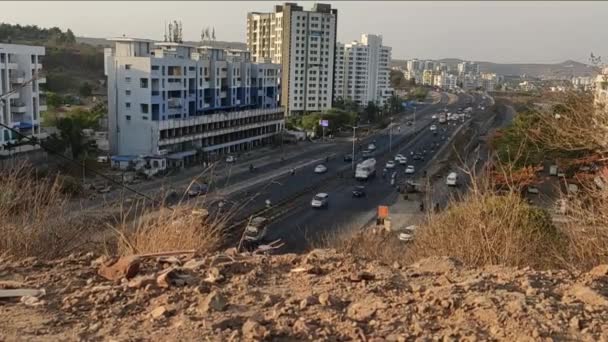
<box><xmin>76</xmin><ymin>36</ymin><xmax>247</xmax><ymax>51</ymax></box>
<box><xmin>2</xmin><ymin>250</ymin><xmax>608</xmax><ymax>340</ymax></box>
<box><xmin>392</xmin><ymin>58</ymin><xmax>599</xmax><ymax>78</ymax></box>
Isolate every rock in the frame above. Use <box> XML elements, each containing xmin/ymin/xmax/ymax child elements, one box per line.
<box><xmin>128</xmin><ymin>275</ymin><xmax>156</xmax><ymax>289</ymax></box>
<box><xmin>150</xmin><ymin>306</ymin><xmax>170</xmax><ymax>320</ymax></box>
<box><xmin>565</xmin><ymin>284</ymin><xmax>608</xmax><ymax>306</ymax></box>
<box><xmin>157</xmin><ymin>268</ymin><xmax>197</xmax><ymax>288</ymax></box>
<box><xmin>293</xmin><ymin>319</ymin><xmax>311</xmax><ymax>336</ymax></box>
<box><xmin>347</xmin><ymin>300</ymin><xmax>382</xmax><ymax>322</ymax></box>
<box><xmin>299</xmin><ymin>296</ymin><xmax>318</xmax><ymax>309</ymax></box>
<box><xmin>588</xmin><ymin>265</ymin><xmax>608</xmax><ymax>278</ymax></box>
<box><xmin>97</xmin><ymin>256</ymin><xmax>140</xmax><ymax>281</ymax></box>
<box><xmin>20</xmin><ymin>295</ymin><xmax>46</xmax><ymax>307</ymax></box>
<box><xmin>570</xmin><ymin>317</ymin><xmax>582</xmax><ymax>330</ymax></box>
<box><xmin>242</xmin><ymin>319</ymin><xmax>267</xmax><ymax>339</ymax></box>
<box><xmin>199</xmin><ymin>291</ymin><xmax>228</xmax><ymax>312</ymax></box>
<box><xmin>262</xmin><ymin>294</ymin><xmax>275</xmax><ymax>307</ymax></box>
<box><xmin>204</xmin><ymin>267</ymin><xmax>224</xmax><ymax>283</ymax></box>
<box><xmin>318</xmin><ymin>293</ymin><xmax>333</xmax><ymax>306</ymax></box>
<box><xmin>350</xmin><ymin>271</ymin><xmax>375</xmax><ymax>282</ymax></box>
<box><xmin>182</xmin><ymin>259</ymin><xmax>206</xmax><ymax>270</ymax></box>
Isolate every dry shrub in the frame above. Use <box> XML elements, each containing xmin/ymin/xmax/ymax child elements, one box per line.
<box><xmin>311</xmin><ymin>227</ymin><xmax>406</xmax><ymax>264</ymax></box>
<box><xmin>405</xmin><ymin>185</ymin><xmax>564</xmax><ymax>269</ymax></box>
<box><xmin>113</xmin><ymin>203</ymin><xmax>227</xmax><ymax>255</ymax></box>
<box><xmin>557</xmin><ymin>174</ymin><xmax>608</xmax><ymax>270</ymax></box>
<box><xmin>0</xmin><ymin>163</ymin><xmax>84</xmax><ymax>259</ymax></box>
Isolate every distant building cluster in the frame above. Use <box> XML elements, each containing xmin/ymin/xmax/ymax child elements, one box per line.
<box><xmin>394</xmin><ymin>58</ymin><xmax>499</xmax><ymax>92</ymax></box>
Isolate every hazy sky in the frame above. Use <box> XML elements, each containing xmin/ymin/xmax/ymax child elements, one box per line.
<box><xmin>2</xmin><ymin>1</ymin><xmax>607</xmax><ymax>64</ymax></box>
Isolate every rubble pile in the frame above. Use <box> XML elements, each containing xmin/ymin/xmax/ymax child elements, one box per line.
<box><xmin>2</xmin><ymin>250</ymin><xmax>608</xmax><ymax>341</ymax></box>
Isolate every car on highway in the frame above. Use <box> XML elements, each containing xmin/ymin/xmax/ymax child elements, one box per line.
<box><xmin>311</xmin><ymin>193</ymin><xmax>329</xmax><ymax>208</ymax></box>
<box><xmin>412</xmin><ymin>154</ymin><xmax>422</xmax><ymax>161</ymax></box>
<box><xmin>446</xmin><ymin>172</ymin><xmax>458</xmax><ymax>187</ymax></box>
<box><xmin>226</xmin><ymin>155</ymin><xmax>237</xmax><ymax>163</ymax></box>
<box><xmin>431</xmin><ymin>114</ymin><xmax>437</xmax><ymax>120</ymax></box>
<box><xmin>405</xmin><ymin>165</ymin><xmax>415</xmax><ymax>174</ymax></box>
<box><xmin>244</xmin><ymin>216</ymin><xmax>268</xmax><ymax>243</ymax></box>
<box><xmin>430</xmin><ymin>124</ymin><xmax>437</xmax><ymax>131</ymax></box>
<box><xmin>394</xmin><ymin>154</ymin><xmax>405</xmax><ymax>161</ymax></box>
<box><xmin>367</xmin><ymin>143</ymin><xmax>376</xmax><ymax>151</ymax></box>
<box><xmin>187</xmin><ymin>183</ymin><xmax>209</xmax><ymax>197</ymax></box>
<box><xmin>344</xmin><ymin>154</ymin><xmax>353</xmax><ymax>162</ymax></box>
<box><xmin>352</xmin><ymin>186</ymin><xmax>366</xmax><ymax>198</ymax></box>
<box><xmin>386</xmin><ymin>160</ymin><xmax>396</xmax><ymax>169</ymax></box>
<box><xmin>314</xmin><ymin>164</ymin><xmax>328</xmax><ymax>174</ymax></box>
<box><xmin>398</xmin><ymin>157</ymin><xmax>407</xmax><ymax>165</ymax></box>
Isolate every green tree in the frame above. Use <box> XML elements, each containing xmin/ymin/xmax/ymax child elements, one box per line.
<box><xmin>363</xmin><ymin>101</ymin><xmax>380</xmax><ymax>123</ymax></box>
<box><xmin>46</xmin><ymin>92</ymin><xmax>63</xmax><ymax>108</ymax></box>
<box><xmin>387</xmin><ymin>95</ymin><xmax>402</xmax><ymax>115</ymax></box>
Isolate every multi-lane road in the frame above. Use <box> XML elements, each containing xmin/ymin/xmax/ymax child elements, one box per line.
<box><xmin>211</xmin><ymin>92</ymin><xmax>494</xmax><ymax>252</ymax></box>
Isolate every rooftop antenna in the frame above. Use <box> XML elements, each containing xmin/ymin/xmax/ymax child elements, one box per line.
<box><xmin>164</xmin><ymin>20</ymin><xmax>167</xmax><ymax>42</ymax></box>
<box><xmin>212</xmin><ymin>27</ymin><xmax>216</xmax><ymax>41</ymax></box>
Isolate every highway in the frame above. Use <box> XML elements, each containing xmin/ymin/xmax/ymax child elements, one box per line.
<box><xmin>213</xmin><ymin>92</ymin><xmax>492</xmax><ymax>252</ymax></box>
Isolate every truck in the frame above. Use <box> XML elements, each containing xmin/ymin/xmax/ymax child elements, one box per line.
<box><xmin>438</xmin><ymin>113</ymin><xmax>447</xmax><ymax>124</ymax></box>
<box><xmin>355</xmin><ymin>158</ymin><xmax>377</xmax><ymax>181</ymax></box>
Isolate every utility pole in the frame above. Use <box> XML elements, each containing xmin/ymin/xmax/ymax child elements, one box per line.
<box><xmin>389</xmin><ymin>117</ymin><xmax>393</xmax><ymax>153</ymax></box>
<box><xmin>351</xmin><ymin>126</ymin><xmax>357</xmax><ymax>171</ymax></box>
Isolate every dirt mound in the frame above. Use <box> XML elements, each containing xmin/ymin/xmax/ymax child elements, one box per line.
<box><xmin>2</xmin><ymin>250</ymin><xmax>608</xmax><ymax>341</ymax></box>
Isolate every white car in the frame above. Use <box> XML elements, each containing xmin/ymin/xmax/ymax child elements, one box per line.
<box><xmin>314</xmin><ymin>164</ymin><xmax>328</xmax><ymax>174</ymax></box>
<box><xmin>394</xmin><ymin>154</ymin><xmax>405</xmax><ymax>161</ymax></box>
<box><xmin>226</xmin><ymin>155</ymin><xmax>237</xmax><ymax>163</ymax></box>
<box><xmin>367</xmin><ymin>143</ymin><xmax>376</xmax><ymax>151</ymax></box>
<box><xmin>386</xmin><ymin>160</ymin><xmax>396</xmax><ymax>169</ymax></box>
<box><xmin>311</xmin><ymin>193</ymin><xmax>329</xmax><ymax>208</ymax></box>
<box><xmin>398</xmin><ymin>157</ymin><xmax>407</xmax><ymax>165</ymax></box>
<box><xmin>431</xmin><ymin>114</ymin><xmax>437</xmax><ymax>120</ymax></box>
<box><xmin>405</xmin><ymin>165</ymin><xmax>415</xmax><ymax>174</ymax></box>
<box><xmin>430</xmin><ymin>125</ymin><xmax>437</xmax><ymax>131</ymax></box>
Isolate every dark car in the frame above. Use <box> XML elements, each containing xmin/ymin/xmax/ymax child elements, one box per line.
<box><xmin>344</xmin><ymin>154</ymin><xmax>353</xmax><ymax>162</ymax></box>
<box><xmin>352</xmin><ymin>186</ymin><xmax>366</xmax><ymax>198</ymax></box>
<box><xmin>413</xmin><ymin>154</ymin><xmax>422</xmax><ymax>161</ymax></box>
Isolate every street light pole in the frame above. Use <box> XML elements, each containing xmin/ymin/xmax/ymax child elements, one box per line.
<box><xmin>389</xmin><ymin>117</ymin><xmax>393</xmax><ymax>153</ymax></box>
<box><xmin>351</xmin><ymin>126</ymin><xmax>357</xmax><ymax>171</ymax></box>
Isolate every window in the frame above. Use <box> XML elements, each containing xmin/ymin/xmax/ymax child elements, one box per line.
<box><xmin>140</xmin><ymin>78</ymin><xmax>149</xmax><ymax>88</ymax></box>
<box><xmin>125</xmin><ymin>77</ymin><xmax>131</xmax><ymax>83</ymax></box>
<box><xmin>125</xmin><ymin>90</ymin><xmax>131</xmax><ymax>96</ymax></box>
<box><xmin>151</xmin><ymin>65</ymin><xmax>159</xmax><ymax>71</ymax></box>
<box><xmin>140</xmin><ymin>104</ymin><xmax>149</xmax><ymax>114</ymax></box>
<box><xmin>125</xmin><ymin>64</ymin><xmax>132</xmax><ymax>70</ymax></box>
<box><xmin>126</xmin><ymin>115</ymin><xmax>131</xmax><ymax>121</ymax></box>
<box><xmin>125</xmin><ymin>102</ymin><xmax>131</xmax><ymax>109</ymax></box>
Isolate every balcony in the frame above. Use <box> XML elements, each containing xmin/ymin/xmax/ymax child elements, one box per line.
<box><xmin>37</xmin><ymin>76</ymin><xmax>46</xmax><ymax>84</ymax></box>
<box><xmin>39</xmin><ymin>99</ymin><xmax>47</xmax><ymax>112</ymax></box>
<box><xmin>10</xmin><ymin>71</ymin><xmax>25</xmax><ymax>84</ymax></box>
<box><xmin>10</xmin><ymin>100</ymin><xmax>27</xmax><ymax>114</ymax></box>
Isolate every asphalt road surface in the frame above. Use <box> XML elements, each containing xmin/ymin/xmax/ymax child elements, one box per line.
<box><xmin>216</xmin><ymin>93</ymin><xmax>494</xmax><ymax>252</ymax></box>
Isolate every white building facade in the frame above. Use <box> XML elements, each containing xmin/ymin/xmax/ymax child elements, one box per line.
<box><xmin>248</xmin><ymin>3</ymin><xmax>338</xmax><ymax>115</ymax></box>
<box><xmin>0</xmin><ymin>43</ymin><xmax>47</xmax><ymax>157</ymax></box>
<box><xmin>105</xmin><ymin>38</ymin><xmax>283</xmax><ymax>163</ymax></box>
<box><xmin>595</xmin><ymin>68</ymin><xmax>608</xmax><ymax>106</ymax></box>
<box><xmin>333</xmin><ymin>34</ymin><xmax>393</xmax><ymax>107</ymax></box>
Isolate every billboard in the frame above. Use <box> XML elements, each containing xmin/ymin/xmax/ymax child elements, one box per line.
<box><xmin>319</xmin><ymin>119</ymin><xmax>329</xmax><ymax>127</ymax></box>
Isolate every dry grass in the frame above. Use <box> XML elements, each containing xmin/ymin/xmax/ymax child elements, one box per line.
<box><xmin>111</xmin><ymin>191</ymin><xmax>229</xmax><ymax>256</ymax></box>
<box><xmin>0</xmin><ymin>163</ymin><xmax>86</xmax><ymax>259</ymax></box>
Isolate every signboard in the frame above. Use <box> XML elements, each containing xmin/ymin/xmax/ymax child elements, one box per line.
<box><xmin>319</xmin><ymin>119</ymin><xmax>329</xmax><ymax>127</ymax></box>
<box><xmin>377</xmin><ymin>205</ymin><xmax>389</xmax><ymax>219</ymax></box>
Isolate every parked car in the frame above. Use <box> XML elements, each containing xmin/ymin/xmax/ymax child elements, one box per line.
<box><xmin>311</xmin><ymin>193</ymin><xmax>329</xmax><ymax>208</ymax></box>
<box><xmin>386</xmin><ymin>160</ymin><xmax>396</xmax><ymax>169</ymax></box>
<box><xmin>405</xmin><ymin>165</ymin><xmax>415</xmax><ymax>174</ymax></box>
<box><xmin>367</xmin><ymin>143</ymin><xmax>376</xmax><ymax>151</ymax></box>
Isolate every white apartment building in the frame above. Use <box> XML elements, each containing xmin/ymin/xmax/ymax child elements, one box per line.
<box><xmin>248</xmin><ymin>3</ymin><xmax>338</xmax><ymax>115</ymax></box>
<box><xmin>422</xmin><ymin>69</ymin><xmax>435</xmax><ymax>86</ymax></box>
<box><xmin>0</xmin><ymin>43</ymin><xmax>47</xmax><ymax>157</ymax></box>
<box><xmin>406</xmin><ymin>59</ymin><xmax>421</xmax><ymax>72</ymax></box>
<box><xmin>334</xmin><ymin>34</ymin><xmax>393</xmax><ymax>107</ymax></box>
<box><xmin>104</xmin><ymin>38</ymin><xmax>283</xmax><ymax>164</ymax></box>
<box><xmin>433</xmin><ymin>72</ymin><xmax>458</xmax><ymax>90</ymax></box>
<box><xmin>480</xmin><ymin>72</ymin><xmax>498</xmax><ymax>91</ymax></box>
<box><xmin>458</xmin><ymin>61</ymin><xmax>480</xmax><ymax>75</ymax></box>
<box><xmin>595</xmin><ymin>68</ymin><xmax>608</xmax><ymax>105</ymax></box>
<box><xmin>403</xmin><ymin>69</ymin><xmax>422</xmax><ymax>85</ymax></box>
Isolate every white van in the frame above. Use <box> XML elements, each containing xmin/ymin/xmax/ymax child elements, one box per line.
<box><xmin>446</xmin><ymin>172</ymin><xmax>458</xmax><ymax>186</ymax></box>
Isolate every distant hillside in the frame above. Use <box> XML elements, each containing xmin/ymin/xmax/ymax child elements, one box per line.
<box><xmin>76</xmin><ymin>36</ymin><xmax>247</xmax><ymax>50</ymax></box>
<box><xmin>392</xmin><ymin>58</ymin><xmax>599</xmax><ymax>78</ymax></box>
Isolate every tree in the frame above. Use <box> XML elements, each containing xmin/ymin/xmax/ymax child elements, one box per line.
<box><xmin>79</xmin><ymin>82</ymin><xmax>92</xmax><ymax>97</ymax></box>
<box><xmin>363</xmin><ymin>101</ymin><xmax>380</xmax><ymax>123</ymax></box>
<box><xmin>65</xmin><ymin>29</ymin><xmax>76</xmax><ymax>44</ymax></box>
<box><xmin>46</xmin><ymin>92</ymin><xmax>63</xmax><ymax>108</ymax></box>
<box><xmin>387</xmin><ymin>95</ymin><xmax>402</xmax><ymax>115</ymax></box>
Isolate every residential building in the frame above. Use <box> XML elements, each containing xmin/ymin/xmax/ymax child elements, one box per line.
<box><xmin>462</xmin><ymin>74</ymin><xmax>479</xmax><ymax>90</ymax></box>
<box><xmin>595</xmin><ymin>68</ymin><xmax>608</xmax><ymax>105</ymax></box>
<box><xmin>422</xmin><ymin>69</ymin><xmax>435</xmax><ymax>86</ymax></box>
<box><xmin>423</xmin><ymin>60</ymin><xmax>435</xmax><ymax>72</ymax></box>
<box><xmin>0</xmin><ymin>43</ymin><xmax>47</xmax><ymax>157</ymax></box>
<box><xmin>433</xmin><ymin>72</ymin><xmax>458</xmax><ymax>90</ymax></box>
<box><xmin>334</xmin><ymin>34</ymin><xmax>393</xmax><ymax>107</ymax></box>
<box><xmin>403</xmin><ymin>69</ymin><xmax>422</xmax><ymax>85</ymax></box>
<box><xmin>572</xmin><ymin>76</ymin><xmax>593</xmax><ymax>91</ymax></box>
<box><xmin>406</xmin><ymin>58</ymin><xmax>421</xmax><ymax>72</ymax></box>
<box><xmin>480</xmin><ymin>72</ymin><xmax>498</xmax><ymax>91</ymax></box>
<box><xmin>104</xmin><ymin>38</ymin><xmax>283</xmax><ymax>164</ymax></box>
<box><xmin>247</xmin><ymin>2</ymin><xmax>338</xmax><ymax>115</ymax></box>
<box><xmin>458</xmin><ymin>61</ymin><xmax>480</xmax><ymax>75</ymax></box>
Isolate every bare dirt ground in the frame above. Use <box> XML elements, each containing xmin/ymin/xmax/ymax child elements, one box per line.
<box><xmin>2</xmin><ymin>249</ymin><xmax>608</xmax><ymax>341</ymax></box>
